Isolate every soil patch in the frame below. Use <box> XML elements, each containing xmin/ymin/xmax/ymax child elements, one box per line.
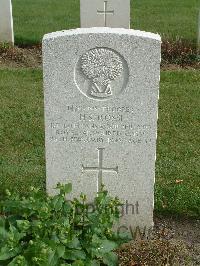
<box><xmin>117</xmin><ymin>216</ymin><xmax>200</xmax><ymax>265</ymax></box>
<box><xmin>0</xmin><ymin>45</ymin><xmax>42</xmax><ymax>69</ymax></box>
<box><xmin>0</xmin><ymin>45</ymin><xmax>199</xmax><ymax>70</ymax></box>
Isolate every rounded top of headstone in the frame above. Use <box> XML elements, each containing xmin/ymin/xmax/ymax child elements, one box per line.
<box><xmin>43</xmin><ymin>28</ymin><xmax>161</xmax><ymax>43</ymax></box>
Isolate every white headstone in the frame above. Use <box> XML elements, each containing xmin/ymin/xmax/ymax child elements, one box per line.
<box><xmin>43</xmin><ymin>28</ymin><xmax>161</xmax><ymax>234</ymax></box>
<box><xmin>198</xmin><ymin>10</ymin><xmax>200</xmax><ymax>54</ymax></box>
<box><xmin>80</xmin><ymin>0</ymin><xmax>130</xmax><ymax>28</ymax></box>
<box><xmin>0</xmin><ymin>0</ymin><xmax>14</xmax><ymax>44</ymax></box>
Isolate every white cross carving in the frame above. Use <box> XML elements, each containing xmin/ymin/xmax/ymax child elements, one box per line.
<box><xmin>97</xmin><ymin>1</ymin><xmax>114</xmax><ymax>27</ymax></box>
<box><xmin>82</xmin><ymin>148</ymin><xmax>118</xmax><ymax>192</ymax></box>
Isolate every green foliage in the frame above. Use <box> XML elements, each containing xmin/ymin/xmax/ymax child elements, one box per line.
<box><xmin>0</xmin><ymin>43</ymin><xmax>12</xmax><ymax>50</ymax></box>
<box><xmin>12</xmin><ymin>0</ymin><xmax>199</xmax><ymax>45</ymax></box>
<box><xmin>0</xmin><ymin>183</ymin><xmax>124</xmax><ymax>265</ymax></box>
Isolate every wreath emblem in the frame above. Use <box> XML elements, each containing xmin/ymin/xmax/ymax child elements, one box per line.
<box><xmin>80</xmin><ymin>48</ymin><xmax>123</xmax><ymax>98</ymax></box>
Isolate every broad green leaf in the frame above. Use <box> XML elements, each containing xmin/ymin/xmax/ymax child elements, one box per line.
<box><xmin>63</xmin><ymin>249</ymin><xmax>86</xmax><ymax>260</ymax></box>
<box><xmin>0</xmin><ymin>227</ymin><xmax>9</xmax><ymax>239</ymax></box>
<box><xmin>52</xmin><ymin>196</ymin><xmax>64</xmax><ymax>211</ymax></box>
<box><xmin>66</xmin><ymin>237</ymin><xmax>81</xmax><ymax>249</ymax></box>
<box><xmin>0</xmin><ymin>246</ymin><xmax>21</xmax><ymax>260</ymax></box>
<box><xmin>57</xmin><ymin>244</ymin><xmax>65</xmax><ymax>257</ymax></box>
<box><xmin>63</xmin><ymin>183</ymin><xmax>72</xmax><ymax>194</ymax></box>
<box><xmin>72</xmin><ymin>260</ymin><xmax>84</xmax><ymax>266</ymax></box>
<box><xmin>98</xmin><ymin>240</ymin><xmax>117</xmax><ymax>254</ymax></box>
<box><xmin>102</xmin><ymin>252</ymin><xmax>118</xmax><ymax>266</ymax></box>
<box><xmin>48</xmin><ymin>250</ymin><xmax>59</xmax><ymax>266</ymax></box>
<box><xmin>86</xmin><ymin>259</ymin><xmax>100</xmax><ymax>266</ymax></box>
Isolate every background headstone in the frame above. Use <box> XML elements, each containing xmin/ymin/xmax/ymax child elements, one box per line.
<box><xmin>0</xmin><ymin>0</ymin><xmax>14</xmax><ymax>44</ymax></box>
<box><xmin>80</xmin><ymin>0</ymin><xmax>130</xmax><ymax>28</ymax></box>
<box><xmin>43</xmin><ymin>28</ymin><xmax>161</xmax><ymax>233</ymax></box>
<box><xmin>198</xmin><ymin>10</ymin><xmax>200</xmax><ymax>55</ymax></box>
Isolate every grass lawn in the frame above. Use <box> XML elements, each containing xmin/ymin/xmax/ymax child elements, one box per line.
<box><xmin>0</xmin><ymin>69</ymin><xmax>45</xmax><ymax>194</ymax></box>
<box><xmin>0</xmin><ymin>68</ymin><xmax>199</xmax><ymax>217</ymax></box>
<box><xmin>155</xmin><ymin>70</ymin><xmax>200</xmax><ymax>217</ymax></box>
<box><xmin>12</xmin><ymin>0</ymin><xmax>199</xmax><ymax>45</ymax></box>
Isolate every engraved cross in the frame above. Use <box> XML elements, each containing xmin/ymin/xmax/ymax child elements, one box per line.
<box><xmin>82</xmin><ymin>148</ymin><xmax>118</xmax><ymax>192</ymax></box>
<box><xmin>97</xmin><ymin>1</ymin><xmax>114</xmax><ymax>27</ymax></box>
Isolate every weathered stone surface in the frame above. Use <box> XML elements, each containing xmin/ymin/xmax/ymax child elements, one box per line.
<box><xmin>80</xmin><ymin>0</ymin><xmax>130</xmax><ymax>28</ymax></box>
<box><xmin>43</xmin><ymin>28</ymin><xmax>161</xmax><ymax>234</ymax></box>
<box><xmin>0</xmin><ymin>0</ymin><xmax>14</xmax><ymax>44</ymax></box>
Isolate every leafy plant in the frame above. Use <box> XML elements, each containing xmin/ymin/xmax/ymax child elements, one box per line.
<box><xmin>0</xmin><ymin>183</ymin><xmax>125</xmax><ymax>266</ymax></box>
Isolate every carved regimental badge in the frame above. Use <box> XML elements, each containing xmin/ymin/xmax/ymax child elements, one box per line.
<box><xmin>75</xmin><ymin>48</ymin><xmax>129</xmax><ymax>100</ymax></box>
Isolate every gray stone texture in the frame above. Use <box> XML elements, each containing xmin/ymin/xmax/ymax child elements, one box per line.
<box><xmin>43</xmin><ymin>28</ymin><xmax>161</xmax><ymax>233</ymax></box>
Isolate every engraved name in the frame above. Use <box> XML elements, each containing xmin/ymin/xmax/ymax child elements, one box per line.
<box><xmin>49</xmin><ymin>104</ymin><xmax>152</xmax><ymax>145</ymax></box>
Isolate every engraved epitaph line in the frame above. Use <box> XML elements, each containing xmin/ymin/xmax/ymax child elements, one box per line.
<box><xmin>97</xmin><ymin>1</ymin><xmax>114</xmax><ymax>27</ymax></box>
<box><xmin>82</xmin><ymin>148</ymin><xmax>118</xmax><ymax>192</ymax></box>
